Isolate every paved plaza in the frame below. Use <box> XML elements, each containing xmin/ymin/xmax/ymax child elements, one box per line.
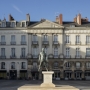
<box><xmin>0</xmin><ymin>80</ymin><xmax>90</xmax><ymax>90</ymax></box>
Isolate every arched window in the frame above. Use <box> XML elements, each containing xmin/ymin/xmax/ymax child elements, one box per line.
<box><xmin>1</xmin><ymin>62</ymin><xmax>5</xmax><ymax>69</ymax></box>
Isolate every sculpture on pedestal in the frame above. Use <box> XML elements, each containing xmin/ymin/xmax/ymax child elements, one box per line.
<box><xmin>38</xmin><ymin>48</ymin><xmax>48</xmax><ymax>71</ymax></box>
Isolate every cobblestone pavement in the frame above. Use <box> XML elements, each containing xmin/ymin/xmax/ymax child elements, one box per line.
<box><xmin>0</xmin><ymin>80</ymin><xmax>90</xmax><ymax>90</ymax></box>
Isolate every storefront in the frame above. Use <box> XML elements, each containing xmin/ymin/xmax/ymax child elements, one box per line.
<box><xmin>0</xmin><ymin>70</ymin><xmax>7</xmax><ymax>79</ymax></box>
<box><xmin>74</xmin><ymin>70</ymin><xmax>82</xmax><ymax>80</ymax></box>
<box><xmin>9</xmin><ymin>70</ymin><xmax>17</xmax><ymax>80</ymax></box>
<box><xmin>64</xmin><ymin>70</ymin><xmax>72</xmax><ymax>80</ymax></box>
<box><xmin>20</xmin><ymin>70</ymin><xmax>27</xmax><ymax>79</ymax></box>
<box><xmin>52</xmin><ymin>70</ymin><xmax>60</xmax><ymax>80</ymax></box>
<box><xmin>85</xmin><ymin>70</ymin><xmax>90</xmax><ymax>80</ymax></box>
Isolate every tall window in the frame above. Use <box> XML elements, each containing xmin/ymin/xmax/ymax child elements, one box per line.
<box><xmin>12</xmin><ymin>22</ymin><xmax>15</xmax><ymax>27</ymax></box>
<box><xmin>54</xmin><ymin>35</ymin><xmax>58</xmax><ymax>41</ymax></box>
<box><xmin>86</xmin><ymin>48</ymin><xmax>90</xmax><ymax>57</ymax></box>
<box><xmin>1</xmin><ymin>35</ymin><xmax>5</xmax><ymax>42</ymax></box>
<box><xmin>33</xmin><ymin>47</ymin><xmax>37</xmax><ymax>56</ymax></box>
<box><xmin>66</xmin><ymin>35</ymin><xmax>70</xmax><ymax>43</ymax></box>
<box><xmin>43</xmin><ymin>35</ymin><xmax>48</xmax><ymax>41</ymax></box>
<box><xmin>11</xmin><ymin>48</ymin><xmax>15</xmax><ymax>57</ymax></box>
<box><xmin>11</xmin><ymin>62</ymin><xmax>15</xmax><ymax>69</ymax></box>
<box><xmin>22</xmin><ymin>22</ymin><xmax>25</xmax><ymax>27</ymax></box>
<box><xmin>44</xmin><ymin>47</ymin><xmax>47</xmax><ymax>55</ymax></box>
<box><xmin>33</xmin><ymin>35</ymin><xmax>37</xmax><ymax>41</ymax></box>
<box><xmin>11</xmin><ymin>35</ymin><xmax>15</xmax><ymax>42</ymax></box>
<box><xmin>66</xmin><ymin>62</ymin><xmax>70</xmax><ymax>67</ymax></box>
<box><xmin>1</xmin><ymin>62</ymin><xmax>5</xmax><ymax>69</ymax></box>
<box><xmin>53</xmin><ymin>62</ymin><xmax>59</xmax><ymax>68</ymax></box>
<box><xmin>21</xmin><ymin>62</ymin><xmax>26</xmax><ymax>69</ymax></box>
<box><xmin>21</xmin><ymin>35</ymin><xmax>26</xmax><ymax>42</ymax></box>
<box><xmin>86</xmin><ymin>35</ymin><xmax>90</xmax><ymax>43</ymax></box>
<box><xmin>21</xmin><ymin>48</ymin><xmax>25</xmax><ymax>57</ymax></box>
<box><xmin>66</xmin><ymin>48</ymin><xmax>70</xmax><ymax>57</ymax></box>
<box><xmin>76</xmin><ymin>62</ymin><xmax>80</xmax><ymax>68</ymax></box>
<box><xmin>86</xmin><ymin>62</ymin><xmax>90</xmax><ymax>68</ymax></box>
<box><xmin>2</xmin><ymin>22</ymin><xmax>5</xmax><ymax>27</ymax></box>
<box><xmin>76</xmin><ymin>48</ymin><xmax>80</xmax><ymax>57</ymax></box>
<box><xmin>1</xmin><ymin>48</ymin><xmax>5</xmax><ymax>56</ymax></box>
<box><xmin>76</xmin><ymin>35</ymin><xmax>80</xmax><ymax>43</ymax></box>
<box><xmin>54</xmin><ymin>48</ymin><xmax>58</xmax><ymax>56</ymax></box>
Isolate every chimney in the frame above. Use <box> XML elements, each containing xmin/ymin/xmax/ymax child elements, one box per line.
<box><xmin>77</xmin><ymin>13</ymin><xmax>81</xmax><ymax>25</ymax></box>
<box><xmin>56</xmin><ymin>16</ymin><xmax>59</xmax><ymax>22</ymax></box>
<box><xmin>74</xmin><ymin>15</ymin><xmax>77</xmax><ymax>23</ymax></box>
<box><xmin>26</xmin><ymin>14</ymin><xmax>30</xmax><ymax>22</ymax></box>
<box><xmin>59</xmin><ymin>14</ymin><xmax>63</xmax><ymax>25</ymax></box>
<box><xmin>9</xmin><ymin>14</ymin><xmax>14</xmax><ymax>21</ymax></box>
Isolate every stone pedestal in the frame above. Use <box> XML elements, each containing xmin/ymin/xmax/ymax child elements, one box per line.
<box><xmin>40</xmin><ymin>71</ymin><xmax>55</xmax><ymax>87</ymax></box>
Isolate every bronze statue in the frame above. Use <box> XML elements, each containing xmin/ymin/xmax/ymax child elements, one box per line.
<box><xmin>38</xmin><ymin>48</ymin><xmax>48</xmax><ymax>71</ymax></box>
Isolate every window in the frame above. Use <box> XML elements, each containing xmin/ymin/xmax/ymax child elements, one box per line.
<box><xmin>1</xmin><ymin>48</ymin><xmax>5</xmax><ymax>56</ymax></box>
<box><xmin>66</xmin><ymin>35</ymin><xmax>70</xmax><ymax>43</ymax></box>
<box><xmin>11</xmin><ymin>35</ymin><xmax>15</xmax><ymax>42</ymax></box>
<box><xmin>22</xmin><ymin>22</ymin><xmax>25</xmax><ymax>27</ymax></box>
<box><xmin>33</xmin><ymin>35</ymin><xmax>37</xmax><ymax>41</ymax></box>
<box><xmin>66</xmin><ymin>62</ymin><xmax>70</xmax><ymax>67</ymax></box>
<box><xmin>76</xmin><ymin>35</ymin><xmax>80</xmax><ymax>43</ymax></box>
<box><xmin>21</xmin><ymin>48</ymin><xmax>25</xmax><ymax>57</ymax></box>
<box><xmin>76</xmin><ymin>48</ymin><xmax>80</xmax><ymax>57</ymax></box>
<box><xmin>33</xmin><ymin>47</ymin><xmax>37</xmax><ymax>56</ymax></box>
<box><xmin>21</xmin><ymin>62</ymin><xmax>26</xmax><ymax>69</ymax></box>
<box><xmin>86</xmin><ymin>62</ymin><xmax>90</xmax><ymax>68</ymax></box>
<box><xmin>21</xmin><ymin>35</ymin><xmax>26</xmax><ymax>42</ymax></box>
<box><xmin>1</xmin><ymin>35</ymin><xmax>5</xmax><ymax>42</ymax></box>
<box><xmin>43</xmin><ymin>35</ymin><xmax>48</xmax><ymax>41</ymax></box>
<box><xmin>11</xmin><ymin>62</ymin><xmax>15</xmax><ymax>69</ymax></box>
<box><xmin>44</xmin><ymin>47</ymin><xmax>47</xmax><ymax>54</ymax></box>
<box><xmin>53</xmin><ymin>62</ymin><xmax>59</xmax><ymax>68</ymax></box>
<box><xmin>12</xmin><ymin>22</ymin><xmax>15</xmax><ymax>27</ymax></box>
<box><xmin>11</xmin><ymin>48</ymin><xmax>15</xmax><ymax>57</ymax></box>
<box><xmin>76</xmin><ymin>62</ymin><xmax>80</xmax><ymax>68</ymax></box>
<box><xmin>2</xmin><ymin>22</ymin><xmax>5</xmax><ymax>27</ymax></box>
<box><xmin>33</xmin><ymin>62</ymin><xmax>37</xmax><ymax>68</ymax></box>
<box><xmin>66</xmin><ymin>48</ymin><xmax>70</xmax><ymax>57</ymax></box>
<box><xmin>1</xmin><ymin>62</ymin><xmax>5</xmax><ymax>69</ymax></box>
<box><xmin>86</xmin><ymin>48</ymin><xmax>90</xmax><ymax>57</ymax></box>
<box><xmin>86</xmin><ymin>35</ymin><xmax>90</xmax><ymax>43</ymax></box>
<box><xmin>54</xmin><ymin>35</ymin><xmax>58</xmax><ymax>41</ymax></box>
<box><xmin>54</xmin><ymin>48</ymin><xmax>58</xmax><ymax>56</ymax></box>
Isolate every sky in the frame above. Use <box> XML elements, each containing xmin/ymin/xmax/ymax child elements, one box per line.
<box><xmin>0</xmin><ymin>0</ymin><xmax>90</xmax><ymax>21</ymax></box>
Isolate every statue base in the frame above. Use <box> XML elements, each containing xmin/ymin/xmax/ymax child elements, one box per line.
<box><xmin>18</xmin><ymin>71</ymin><xmax>79</xmax><ymax>90</ymax></box>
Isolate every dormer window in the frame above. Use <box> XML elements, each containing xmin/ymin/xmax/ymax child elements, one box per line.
<box><xmin>12</xmin><ymin>22</ymin><xmax>15</xmax><ymax>27</ymax></box>
<box><xmin>2</xmin><ymin>22</ymin><xmax>5</xmax><ymax>27</ymax></box>
<box><xmin>22</xmin><ymin>22</ymin><xmax>25</xmax><ymax>27</ymax></box>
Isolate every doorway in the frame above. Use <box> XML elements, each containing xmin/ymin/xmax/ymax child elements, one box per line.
<box><xmin>31</xmin><ymin>72</ymin><xmax>39</xmax><ymax>80</ymax></box>
<box><xmin>10</xmin><ymin>70</ymin><xmax>17</xmax><ymax>80</ymax></box>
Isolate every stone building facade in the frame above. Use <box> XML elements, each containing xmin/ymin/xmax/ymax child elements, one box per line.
<box><xmin>0</xmin><ymin>13</ymin><xmax>90</xmax><ymax>80</ymax></box>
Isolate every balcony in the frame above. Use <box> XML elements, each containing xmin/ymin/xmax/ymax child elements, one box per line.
<box><xmin>42</xmin><ymin>41</ymin><xmax>49</xmax><ymax>45</ymax></box>
<box><xmin>65</xmin><ymin>55</ymin><xmax>71</xmax><ymax>58</ymax></box>
<box><xmin>21</xmin><ymin>41</ymin><xmax>26</xmax><ymax>45</ymax></box>
<box><xmin>65</xmin><ymin>41</ymin><xmax>71</xmax><ymax>45</ymax></box>
<box><xmin>85</xmin><ymin>55</ymin><xmax>90</xmax><ymax>58</ymax></box>
<box><xmin>75</xmin><ymin>41</ymin><xmax>81</xmax><ymax>45</ymax></box>
<box><xmin>0</xmin><ymin>42</ymin><xmax>6</xmax><ymax>45</ymax></box>
<box><xmin>10</xmin><ymin>41</ymin><xmax>16</xmax><ymax>45</ymax></box>
<box><xmin>10</xmin><ymin>55</ymin><xmax>16</xmax><ymax>59</ymax></box>
<box><xmin>65</xmin><ymin>67</ymin><xmax>71</xmax><ymax>69</ymax></box>
<box><xmin>75</xmin><ymin>55</ymin><xmax>81</xmax><ymax>58</ymax></box>
<box><xmin>53</xmin><ymin>41</ymin><xmax>59</xmax><ymax>45</ymax></box>
<box><xmin>32</xmin><ymin>55</ymin><xmax>38</xmax><ymax>59</ymax></box>
<box><xmin>53</xmin><ymin>55</ymin><xmax>59</xmax><ymax>58</ymax></box>
<box><xmin>0</xmin><ymin>56</ymin><xmax>6</xmax><ymax>59</ymax></box>
<box><xmin>20</xmin><ymin>55</ymin><xmax>26</xmax><ymax>59</ymax></box>
<box><xmin>32</xmin><ymin>41</ymin><xmax>38</xmax><ymax>45</ymax></box>
<box><xmin>86</xmin><ymin>41</ymin><xmax>90</xmax><ymax>45</ymax></box>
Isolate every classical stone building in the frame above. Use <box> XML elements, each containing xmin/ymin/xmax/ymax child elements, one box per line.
<box><xmin>0</xmin><ymin>13</ymin><xmax>90</xmax><ymax>80</ymax></box>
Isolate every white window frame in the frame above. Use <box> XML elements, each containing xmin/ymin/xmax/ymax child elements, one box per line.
<box><xmin>86</xmin><ymin>62</ymin><xmax>90</xmax><ymax>68</ymax></box>
<box><xmin>21</xmin><ymin>48</ymin><xmax>25</xmax><ymax>57</ymax></box>
<box><xmin>11</xmin><ymin>48</ymin><xmax>15</xmax><ymax>57</ymax></box>
<box><xmin>54</xmin><ymin>35</ymin><xmax>58</xmax><ymax>41</ymax></box>
<box><xmin>76</xmin><ymin>35</ymin><xmax>80</xmax><ymax>43</ymax></box>
<box><xmin>76</xmin><ymin>48</ymin><xmax>80</xmax><ymax>57</ymax></box>
<box><xmin>76</xmin><ymin>62</ymin><xmax>80</xmax><ymax>68</ymax></box>
<box><xmin>1</xmin><ymin>48</ymin><xmax>5</xmax><ymax>56</ymax></box>
<box><xmin>66</xmin><ymin>48</ymin><xmax>70</xmax><ymax>57</ymax></box>
<box><xmin>43</xmin><ymin>35</ymin><xmax>48</xmax><ymax>41</ymax></box>
<box><xmin>11</xmin><ymin>62</ymin><xmax>15</xmax><ymax>69</ymax></box>
<box><xmin>54</xmin><ymin>48</ymin><xmax>58</xmax><ymax>56</ymax></box>
<box><xmin>11</xmin><ymin>35</ymin><xmax>15</xmax><ymax>42</ymax></box>
<box><xmin>86</xmin><ymin>35</ymin><xmax>90</xmax><ymax>43</ymax></box>
<box><xmin>1</xmin><ymin>62</ymin><xmax>5</xmax><ymax>69</ymax></box>
<box><xmin>33</xmin><ymin>35</ymin><xmax>37</xmax><ymax>41</ymax></box>
<box><xmin>21</xmin><ymin>62</ymin><xmax>26</xmax><ymax>69</ymax></box>
<box><xmin>33</xmin><ymin>47</ymin><xmax>37</xmax><ymax>56</ymax></box>
<box><xmin>1</xmin><ymin>35</ymin><xmax>5</xmax><ymax>42</ymax></box>
<box><xmin>86</xmin><ymin>48</ymin><xmax>90</xmax><ymax>57</ymax></box>
<box><xmin>66</xmin><ymin>35</ymin><xmax>70</xmax><ymax>43</ymax></box>
<box><xmin>2</xmin><ymin>22</ymin><xmax>5</xmax><ymax>27</ymax></box>
<box><xmin>11</xmin><ymin>22</ymin><xmax>15</xmax><ymax>27</ymax></box>
<box><xmin>21</xmin><ymin>35</ymin><xmax>26</xmax><ymax>42</ymax></box>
